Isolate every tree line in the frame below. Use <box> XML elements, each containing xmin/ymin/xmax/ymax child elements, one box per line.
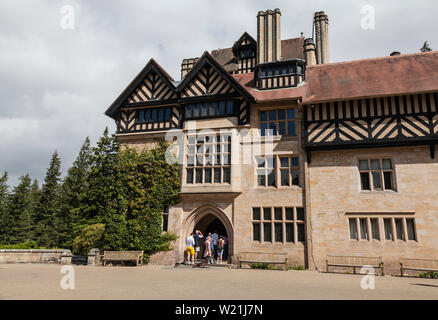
<box><xmin>0</xmin><ymin>128</ymin><xmax>180</xmax><ymax>261</ymax></box>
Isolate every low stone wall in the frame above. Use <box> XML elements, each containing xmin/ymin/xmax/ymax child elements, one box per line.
<box><xmin>0</xmin><ymin>249</ymin><xmax>72</xmax><ymax>264</ymax></box>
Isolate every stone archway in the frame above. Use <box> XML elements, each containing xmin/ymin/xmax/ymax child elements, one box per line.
<box><xmin>185</xmin><ymin>203</ymin><xmax>234</xmax><ymax>259</ymax></box>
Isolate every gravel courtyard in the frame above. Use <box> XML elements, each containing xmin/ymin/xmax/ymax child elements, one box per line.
<box><xmin>0</xmin><ymin>264</ymin><xmax>437</xmax><ymax>300</ymax></box>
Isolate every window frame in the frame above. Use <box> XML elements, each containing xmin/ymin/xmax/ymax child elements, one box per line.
<box><xmin>348</xmin><ymin>215</ymin><xmax>417</xmax><ymax>243</ymax></box>
<box><xmin>358</xmin><ymin>158</ymin><xmax>396</xmax><ymax>192</ymax></box>
<box><xmin>255</xmin><ymin>155</ymin><xmax>300</xmax><ymax>189</ymax></box>
<box><xmin>252</xmin><ymin>207</ymin><xmax>305</xmax><ymax>245</ymax></box>
<box><xmin>259</xmin><ymin>107</ymin><xmax>297</xmax><ymax>137</ymax></box>
<box><xmin>185</xmin><ymin>133</ymin><xmax>231</xmax><ymax>185</ymax></box>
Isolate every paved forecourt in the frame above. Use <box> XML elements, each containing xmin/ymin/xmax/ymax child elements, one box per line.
<box><xmin>0</xmin><ymin>264</ymin><xmax>437</xmax><ymax>300</ymax></box>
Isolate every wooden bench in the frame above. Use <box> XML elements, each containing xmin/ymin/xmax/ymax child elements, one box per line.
<box><xmin>326</xmin><ymin>255</ymin><xmax>384</xmax><ymax>276</ymax></box>
<box><xmin>237</xmin><ymin>252</ymin><xmax>288</xmax><ymax>271</ymax></box>
<box><xmin>400</xmin><ymin>258</ymin><xmax>438</xmax><ymax>277</ymax></box>
<box><xmin>103</xmin><ymin>251</ymin><xmax>143</xmax><ymax>266</ymax></box>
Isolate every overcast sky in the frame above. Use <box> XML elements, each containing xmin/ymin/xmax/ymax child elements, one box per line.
<box><xmin>0</xmin><ymin>0</ymin><xmax>437</xmax><ymax>186</ymax></box>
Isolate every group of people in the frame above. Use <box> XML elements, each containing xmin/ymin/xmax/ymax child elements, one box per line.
<box><xmin>185</xmin><ymin>230</ymin><xmax>228</xmax><ymax>265</ymax></box>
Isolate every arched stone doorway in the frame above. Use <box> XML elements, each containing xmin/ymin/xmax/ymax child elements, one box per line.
<box><xmin>185</xmin><ymin>203</ymin><xmax>233</xmax><ymax>261</ymax></box>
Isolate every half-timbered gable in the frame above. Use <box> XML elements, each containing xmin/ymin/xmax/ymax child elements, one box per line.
<box><xmin>232</xmin><ymin>32</ymin><xmax>257</xmax><ymax>74</ymax></box>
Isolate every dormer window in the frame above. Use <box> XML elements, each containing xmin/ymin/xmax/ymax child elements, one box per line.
<box><xmin>256</xmin><ymin>60</ymin><xmax>306</xmax><ymax>90</ymax></box>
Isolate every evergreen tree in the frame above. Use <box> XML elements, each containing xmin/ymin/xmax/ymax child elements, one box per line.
<box><xmin>34</xmin><ymin>152</ymin><xmax>62</xmax><ymax>247</ymax></box>
<box><xmin>79</xmin><ymin>128</ymin><xmax>120</xmax><ymax>225</ymax></box>
<box><xmin>57</xmin><ymin>137</ymin><xmax>92</xmax><ymax>248</ymax></box>
<box><xmin>421</xmin><ymin>41</ymin><xmax>432</xmax><ymax>52</ymax></box>
<box><xmin>0</xmin><ymin>171</ymin><xmax>12</xmax><ymax>244</ymax></box>
<box><xmin>8</xmin><ymin>174</ymin><xmax>35</xmax><ymax>243</ymax></box>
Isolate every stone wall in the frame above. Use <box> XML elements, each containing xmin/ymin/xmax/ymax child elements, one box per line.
<box><xmin>307</xmin><ymin>145</ymin><xmax>438</xmax><ymax>274</ymax></box>
<box><xmin>0</xmin><ymin>249</ymin><xmax>72</xmax><ymax>264</ymax></box>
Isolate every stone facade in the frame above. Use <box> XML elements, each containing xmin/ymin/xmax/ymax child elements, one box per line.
<box><xmin>307</xmin><ymin>146</ymin><xmax>438</xmax><ymax>274</ymax></box>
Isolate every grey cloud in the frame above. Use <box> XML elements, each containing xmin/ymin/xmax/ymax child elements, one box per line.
<box><xmin>0</xmin><ymin>0</ymin><xmax>436</xmax><ymax>186</ymax></box>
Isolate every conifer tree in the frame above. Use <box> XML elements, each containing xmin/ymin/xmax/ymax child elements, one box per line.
<box><xmin>57</xmin><ymin>137</ymin><xmax>92</xmax><ymax>248</ymax></box>
<box><xmin>8</xmin><ymin>174</ymin><xmax>35</xmax><ymax>243</ymax></box>
<box><xmin>34</xmin><ymin>152</ymin><xmax>62</xmax><ymax>247</ymax></box>
<box><xmin>0</xmin><ymin>171</ymin><xmax>11</xmax><ymax>244</ymax></box>
<box><xmin>421</xmin><ymin>41</ymin><xmax>432</xmax><ymax>52</ymax></box>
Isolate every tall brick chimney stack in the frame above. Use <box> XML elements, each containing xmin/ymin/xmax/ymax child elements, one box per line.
<box><xmin>314</xmin><ymin>11</ymin><xmax>329</xmax><ymax>64</ymax></box>
<box><xmin>257</xmin><ymin>8</ymin><xmax>282</xmax><ymax>64</ymax></box>
<box><xmin>304</xmin><ymin>38</ymin><xmax>317</xmax><ymax>66</ymax></box>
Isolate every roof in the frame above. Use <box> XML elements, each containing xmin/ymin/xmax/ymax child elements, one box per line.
<box><xmin>232</xmin><ymin>73</ymin><xmax>306</xmax><ymax>102</ymax></box>
<box><xmin>303</xmin><ymin>51</ymin><xmax>438</xmax><ymax>104</ymax></box>
<box><xmin>211</xmin><ymin>37</ymin><xmax>305</xmax><ymax>72</ymax></box>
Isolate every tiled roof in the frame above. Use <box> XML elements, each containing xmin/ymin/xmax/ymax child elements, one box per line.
<box><xmin>303</xmin><ymin>51</ymin><xmax>438</xmax><ymax>104</ymax></box>
<box><xmin>232</xmin><ymin>73</ymin><xmax>306</xmax><ymax>102</ymax></box>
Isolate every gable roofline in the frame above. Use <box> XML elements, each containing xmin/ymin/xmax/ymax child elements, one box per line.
<box><xmin>105</xmin><ymin>58</ymin><xmax>176</xmax><ymax>119</ymax></box>
<box><xmin>232</xmin><ymin>32</ymin><xmax>257</xmax><ymax>54</ymax></box>
<box><xmin>177</xmin><ymin>51</ymin><xmax>255</xmax><ymax>103</ymax></box>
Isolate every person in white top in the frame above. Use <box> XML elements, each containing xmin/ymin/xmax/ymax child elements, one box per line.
<box><xmin>186</xmin><ymin>233</ymin><xmax>195</xmax><ymax>265</ymax></box>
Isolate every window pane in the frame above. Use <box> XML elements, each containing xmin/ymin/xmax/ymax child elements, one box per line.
<box><xmin>257</xmin><ymin>171</ymin><xmax>266</xmax><ymax>187</ymax></box>
<box><xmin>406</xmin><ymin>219</ymin><xmax>416</xmax><ymax>241</ymax></box>
<box><xmin>269</xmin><ymin>110</ymin><xmax>276</xmax><ymax>121</ymax></box>
<box><xmin>260</xmin><ymin>111</ymin><xmax>267</xmax><ymax>121</ymax></box>
<box><xmin>287</xmin><ymin>108</ymin><xmax>295</xmax><ymax>119</ymax></box>
<box><xmin>165</xmin><ymin>107</ymin><xmax>171</xmax><ymax>121</ymax></box>
<box><xmin>145</xmin><ymin>110</ymin><xmax>151</xmax><ymax>122</ymax></box>
<box><xmin>138</xmin><ymin>110</ymin><xmax>144</xmax><ymax>123</ymax></box>
<box><xmin>292</xmin><ymin>170</ymin><xmax>299</xmax><ymax>185</ymax></box>
<box><xmin>278</xmin><ymin>109</ymin><xmax>286</xmax><ymax>120</ymax></box>
<box><xmin>226</xmin><ymin>100</ymin><xmax>234</xmax><ymax>114</ymax></box>
<box><xmin>186</xmin><ymin>169</ymin><xmax>194</xmax><ymax>184</ymax></box>
<box><xmin>371</xmin><ymin>218</ymin><xmax>380</xmax><ymax>240</ymax></box>
<box><xmin>274</xmin><ymin>208</ymin><xmax>282</xmax><ymax>220</ymax></box>
<box><xmin>219</xmin><ymin>101</ymin><xmax>226</xmax><ymax>114</ymax></box>
<box><xmin>297</xmin><ymin>224</ymin><xmax>305</xmax><ymax>242</ymax></box>
<box><xmin>263</xmin><ymin>208</ymin><xmax>272</xmax><ymax>220</ymax></box>
<box><xmin>296</xmin><ymin>208</ymin><xmax>305</xmax><ymax>221</ymax></box>
<box><xmin>371</xmin><ymin>159</ymin><xmax>381</xmax><ymax>170</ymax></box>
<box><xmin>188</xmin><ymin>136</ymin><xmax>195</xmax><ymax>145</ymax></box>
<box><xmin>267</xmin><ymin>170</ymin><xmax>276</xmax><ymax>186</ymax></box>
<box><xmin>349</xmin><ymin>219</ymin><xmax>358</xmax><ymax>240</ymax></box>
<box><xmin>263</xmin><ymin>223</ymin><xmax>272</xmax><ymax>242</ymax></box>
<box><xmin>280</xmin><ymin>157</ymin><xmax>289</xmax><ymax>167</ymax></box>
<box><xmin>275</xmin><ymin>223</ymin><xmax>283</xmax><ymax>242</ymax></box>
<box><xmin>223</xmin><ymin>167</ymin><xmax>230</xmax><ymax>183</ymax></box>
<box><xmin>204</xmin><ymin>168</ymin><xmax>212</xmax><ymax>183</ymax></box>
<box><xmin>281</xmin><ymin>169</ymin><xmax>289</xmax><ymax>186</ymax></box>
<box><xmin>162</xmin><ymin>214</ymin><xmax>168</xmax><ymax>232</ymax></box>
<box><xmin>384</xmin><ymin>172</ymin><xmax>393</xmax><ymax>190</ymax></box>
<box><xmin>253</xmin><ymin>208</ymin><xmax>261</xmax><ymax>220</ymax></box>
<box><xmin>359</xmin><ymin>160</ymin><xmax>369</xmax><ymax>170</ymax></box>
<box><xmin>360</xmin><ymin>172</ymin><xmax>371</xmax><ymax>190</ymax></box>
<box><xmin>384</xmin><ymin>219</ymin><xmax>393</xmax><ymax>240</ymax></box>
<box><xmin>253</xmin><ymin>224</ymin><xmax>261</xmax><ymax>241</ymax></box>
<box><xmin>210</xmin><ymin>102</ymin><xmax>217</xmax><ymax>116</ymax></box>
<box><xmin>214</xmin><ymin>168</ymin><xmax>221</xmax><ymax>183</ymax></box>
<box><xmin>395</xmin><ymin>218</ymin><xmax>404</xmax><ymax>240</ymax></box>
<box><xmin>158</xmin><ymin>108</ymin><xmax>164</xmax><ymax>121</ymax></box>
<box><xmin>286</xmin><ymin>224</ymin><xmax>294</xmax><ymax>242</ymax></box>
<box><xmin>278</xmin><ymin>121</ymin><xmax>286</xmax><ymax>135</ymax></box>
<box><xmin>360</xmin><ymin>218</ymin><xmax>369</xmax><ymax>240</ymax></box>
<box><xmin>260</xmin><ymin>123</ymin><xmax>267</xmax><ymax>136</ymax></box>
<box><xmin>269</xmin><ymin>122</ymin><xmax>277</xmax><ymax>136</ymax></box>
<box><xmin>382</xmin><ymin>159</ymin><xmax>392</xmax><ymax>170</ymax></box>
<box><xmin>195</xmin><ymin>168</ymin><xmax>203</xmax><ymax>183</ymax></box>
<box><xmin>267</xmin><ymin>157</ymin><xmax>275</xmax><ymax>168</ymax></box>
<box><xmin>372</xmin><ymin>172</ymin><xmax>382</xmax><ymax>189</ymax></box>
<box><xmin>285</xmin><ymin>208</ymin><xmax>293</xmax><ymax>220</ymax></box>
<box><xmin>151</xmin><ymin>109</ymin><xmax>157</xmax><ymax>121</ymax></box>
<box><xmin>291</xmin><ymin>157</ymin><xmax>299</xmax><ymax>167</ymax></box>
<box><xmin>287</xmin><ymin>121</ymin><xmax>296</xmax><ymax>136</ymax></box>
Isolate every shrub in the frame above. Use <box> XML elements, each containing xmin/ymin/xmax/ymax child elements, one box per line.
<box><xmin>0</xmin><ymin>241</ymin><xmax>42</xmax><ymax>249</ymax></box>
<box><xmin>419</xmin><ymin>272</ymin><xmax>438</xmax><ymax>279</ymax></box>
<box><xmin>72</xmin><ymin>223</ymin><xmax>105</xmax><ymax>255</ymax></box>
<box><xmin>289</xmin><ymin>265</ymin><xmax>306</xmax><ymax>271</ymax></box>
<box><xmin>251</xmin><ymin>263</ymin><xmax>269</xmax><ymax>269</ymax></box>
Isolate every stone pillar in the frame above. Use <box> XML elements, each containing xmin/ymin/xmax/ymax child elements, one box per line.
<box><xmin>257</xmin><ymin>8</ymin><xmax>282</xmax><ymax>64</ymax></box>
<box><xmin>60</xmin><ymin>250</ymin><xmax>72</xmax><ymax>265</ymax></box>
<box><xmin>314</xmin><ymin>11</ymin><xmax>329</xmax><ymax>64</ymax></box>
<box><xmin>87</xmin><ymin>248</ymin><xmax>100</xmax><ymax>266</ymax></box>
<box><xmin>304</xmin><ymin>38</ymin><xmax>317</xmax><ymax>67</ymax></box>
